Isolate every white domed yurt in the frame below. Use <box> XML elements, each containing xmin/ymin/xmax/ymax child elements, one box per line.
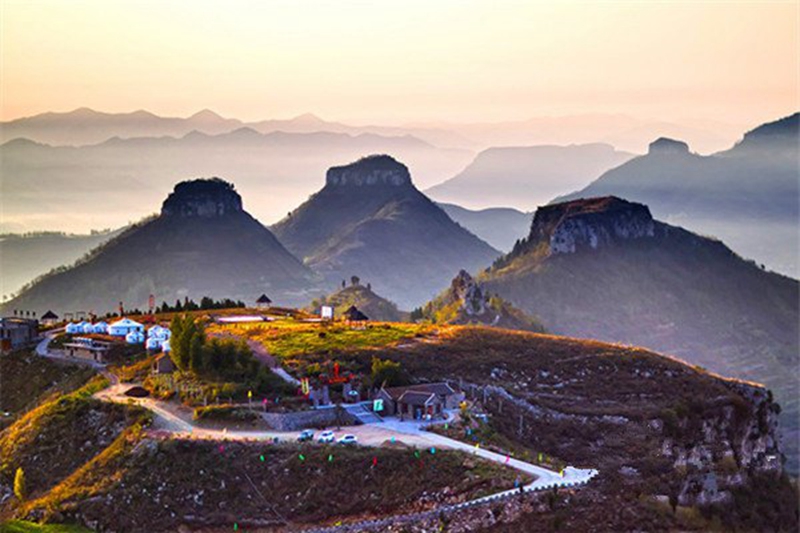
<box><xmin>65</xmin><ymin>322</ymin><xmax>82</xmax><ymax>334</ymax></box>
<box><xmin>161</xmin><ymin>339</ymin><xmax>171</xmax><ymax>352</ymax></box>
<box><xmin>125</xmin><ymin>331</ymin><xmax>145</xmax><ymax>344</ymax></box>
<box><xmin>108</xmin><ymin>318</ymin><xmax>145</xmax><ymax>337</ymax></box>
<box><xmin>148</xmin><ymin>325</ymin><xmax>170</xmax><ymax>340</ymax></box>
<box><xmin>91</xmin><ymin>321</ymin><xmax>109</xmax><ymax>334</ymax></box>
<box><xmin>81</xmin><ymin>322</ymin><xmax>95</xmax><ymax>334</ymax></box>
<box><xmin>146</xmin><ymin>337</ymin><xmax>163</xmax><ymax>351</ymax></box>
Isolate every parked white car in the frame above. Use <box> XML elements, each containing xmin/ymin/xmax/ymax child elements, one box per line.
<box><xmin>337</xmin><ymin>434</ymin><xmax>358</xmax><ymax>446</ymax></box>
<box><xmin>318</xmin><ymin>430</ymin><xmax>335</xmax><ymax>443</ymax></box>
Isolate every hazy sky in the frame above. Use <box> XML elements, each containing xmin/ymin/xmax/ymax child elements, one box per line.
<box><xmin>1</xmin><ymin>0</ymin><xmax>797</xmax><ymax>125</ymax></box>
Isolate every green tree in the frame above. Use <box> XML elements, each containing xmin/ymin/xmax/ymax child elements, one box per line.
<box><xmin>14</xmin><ymin>467</ymin><xmax>26</xmax><ymax>501</ymax></box>
<box><xmin>371</xmin><ymin>357</ymin><xmax>405</xmax><ymax>388</ymax></box>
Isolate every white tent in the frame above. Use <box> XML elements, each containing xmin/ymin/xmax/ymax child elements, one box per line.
<box><xmin>146</xmin><ymin>337</ymin><xmax>163</xmax><ymax>350</ymax></box>
<box><xmin>65</xmin><ymin>322</ymin><xmax>82</xmax><ymax>334</ymax></box>
<box><xmin>92</xmin><ymin>321</ymin><xmax>109</xmax><ymax>334</ymax></box>
<box><xmin>147</xmin><ymin>325</ymin><xmax>170</xmax><ymax>340</ymax></box>
<box><xmin>125</xmin><ymin>331</ymin><xmax>145</xmax><ymax>344</ymax></box>
<box><xmin>108</xmin><ymin>318</ymin><xmax>144</xmax><ymax>337</ymax></box>
<box><xmin>81</xmin><ymin>323</ymin><xmax>94</xmax><ymax>334</ymax></box>
<box><xmin>161</xmin><ymin>339</ymin><xmax>171</xmax><ymax>352</ymax></box>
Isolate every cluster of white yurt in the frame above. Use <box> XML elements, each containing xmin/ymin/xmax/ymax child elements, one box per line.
<box><xmin>65</xmin><ymin>317</ymin><xmax>169</xmax><ymax>347</ymax></box>
<box><xmin>65</xmin><ymin>320</ymin><xmax>112</xmax><ymax>335</ymax></box>
<box><xmin>146</xmin><ymin>325</ymin><xmax>172</xmax><ymax>350</ymax></box>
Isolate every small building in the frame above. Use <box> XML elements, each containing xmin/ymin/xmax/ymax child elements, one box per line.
<box><xmin>108</xmin><ymin>318</ymin><xmax>145</xmax><ymax>337</ymax></box>
<box><xmin>256</xmin><ymin>294</ymin><xmax>272</xmax><ymax>308</ymax></box>
<box><xmin>41</xmin><ymin>310</ymin><xmax>59</xmax><ymax>326</ymax></box>
<box><xmin>374</xmin><ymin>382</ymin><xmax>463</xmax><ymax>420</ymax></box>
<box><xmin>0</xmin><ymin>317</ymin><xmax>39</xmax><ymax>352</ymax></box>
<box><xmin>63</xmin><ymin>336</ymin><xmax>113</xmax><ymax>363</ymax></box>
<box><xmin>152</xmin><ymin>352</ymin><xmax>175</xmax><ymax>374</ymax></box>
<box><xmin>91</xmin><ymin>321</ymin><xmax>109</xmax><ymax>334</ymax></box>
<box><xmin>125</xmin><ymin>331</ymin><xmax>145</xmax><ymax>344</ymax></box>
<box><xmin>343</xmin><ymin>306</ymin><xmax>369</xmax><ymax>322</ymax></box>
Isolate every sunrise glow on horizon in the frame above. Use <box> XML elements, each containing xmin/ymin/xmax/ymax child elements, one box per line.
<box><xmin>1</xmin><ymin>0</ymin><xmax>797</xmax><ymax>126</ymax></box>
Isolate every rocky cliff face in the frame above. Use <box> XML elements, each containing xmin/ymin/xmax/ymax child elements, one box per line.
<box><xmin>526</xmin><ymin>197</ymin><xmax>655</xmax><ymax>255</ymax></box>
<box><xmin>450</xmin><ymin>270</ymin><xmax>488</xmax><ymax>317</ymax></box>
<box><xmin>161</xmin><ymin>178</ymin><xmax>243</xmax><ymax>217</ymax></box>
<box><xmin>325</xmin><ymin>154</ymin><xmax>412</xmax><ymax>187</ymax></box>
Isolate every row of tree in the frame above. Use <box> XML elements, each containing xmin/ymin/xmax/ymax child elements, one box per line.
<box><xmin>157</xmin><ymin>296</ymin><xmax>246</xmax><ymax>313</ymax></box>
<box><xmin>169</xmin><ymin>315</ymin><xmax>255</xmax><ymax>379</ymax></box>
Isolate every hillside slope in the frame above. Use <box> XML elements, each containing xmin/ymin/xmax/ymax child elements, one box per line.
<box><xmin>437</xmin><ymin>203</ymin><xmax>531</xmax><ymax>253</ymax></box>
<box><xmin>266</xmin><ymin>325</ymin><xmax>797</xmax><ymax>531</ymax></box>
<box><xmin>272</xmin><ymin>155</ymin><xmax>500</xmax><ymax>308</ymax></box>
<box><xmin>427</xmin><ymin>143</ymin><xmax>634</xmax><ymax>210</ymax></box>
<box><xmin>555</xmin><ymin>113</ymin><xmax>799</xmax><ymax>276</ymax></box>
<box><xmin>309</xmin><ymin>282</ymin><xmax>407</xmax><ymax>322</ymax></box>
<box><xmin>480</xmin><ymin>196</ymin><xmax>800</xmax><ymax>471</ymax></box>
<box><xmin>417</xmin><ymin>270</ymin><xmax>544</xmax><ymax>332</ymax></box>
<box><xmin>2</xmin><ymin>179</ymin><xmax>318</xmax><ymax>315</ymax></box>
<box><xmin>1</xmin><ymin>230</ymin><xmax>122</xmax><ymax>299</ymax></box>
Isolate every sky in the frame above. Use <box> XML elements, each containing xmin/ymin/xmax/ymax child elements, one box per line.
<box><xmin>1</xmin><ymin>0</ymin><xmax>798</xmax><ymax>125</ymax></box>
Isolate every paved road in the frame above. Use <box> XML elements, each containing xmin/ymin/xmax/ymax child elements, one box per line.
<box><xmin>36</xmin><ymin>331</ymin><xmax>598</xmax><ymax>493</ymax></box>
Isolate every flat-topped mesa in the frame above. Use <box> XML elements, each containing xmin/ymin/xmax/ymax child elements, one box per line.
<box><xmin>325</xmin><ymin>154</ymin><xmax>412</xmax><ymax>187</ymax></box>
<box><xmin>648</xmin><ymin>137</ymin><xmax>690</xmax><ymax>156</ymax></box>
<box><xmin>161</xmin><ymin>178</ymin><xmax>243</xmax><ymax>217</ymax></box>
<box><xmin>529</xmin><ymin>196</ymin><xmax>656</xmax><ymax>254</ymax></box>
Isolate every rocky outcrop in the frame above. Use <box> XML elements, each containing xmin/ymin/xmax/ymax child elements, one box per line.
<box><xmin>325</xmin><ymin>155</ymin><xmax>412</xmax><ymax>187</ymax></box>
<box><xmin>450</xmin><ymin>270</ymin><xmax>488</xmax><ymax>317</ymax></box>
<box><xmin>526</xmin><ymin>197</ymin><xmax>655</xmax><ymax>255</ymax></box>
<box><xmin>161</xmin><ymin>178</ymin><xmax>243</xmax><ymax>217</ymax></box>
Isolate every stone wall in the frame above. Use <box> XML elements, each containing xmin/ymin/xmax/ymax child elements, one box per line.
<box><xmin>261</xmin><ymin>406</ymin><xmax>358</xmax><ymax>431</ymax></box>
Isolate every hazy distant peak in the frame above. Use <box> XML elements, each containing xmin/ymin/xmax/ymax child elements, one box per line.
<box><xmin>325</xmin><ymin>154</ymin><xmax>412</xmax><ymax>187</ymax></box>
<box><xmin>291</xmin><ymin>112</ymin><xmax>326</xmax><ymax>124</ymax></box>
<box><xmin>648</xmin><ymin>137</ymin><xmax>690</xmax><ymax>155</ymax></box>
<box><xmin>189</xmin><ymin>108</ymin><xmax>226</xmax><ymax>121</ymax></box>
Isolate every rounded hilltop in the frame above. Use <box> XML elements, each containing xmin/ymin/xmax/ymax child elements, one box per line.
<box><xmin>161</xmin><ymin>177</ymin><xmax>243</xmax><ymax>217</ymax></box>
<box><xmin>325</xmin><ymin>154</ymin><xmax>412</xmax><ymax>187</ymax></box>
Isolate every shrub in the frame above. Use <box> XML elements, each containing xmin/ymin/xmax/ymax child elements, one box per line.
<box><xmin>14</xmin><ymin>467</ymin><xmax>26</xmax><ymax>501</ymax></box>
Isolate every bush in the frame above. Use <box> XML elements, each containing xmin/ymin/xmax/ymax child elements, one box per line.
<box><xmin>14</xmin><ymin>467</ymin><xmax>26</xmax><ymax>500</ymax></box>
<box><xmin>193</xmin><ymin>404</ymin><xmax>260</xmax><ymax>422</ymax></box>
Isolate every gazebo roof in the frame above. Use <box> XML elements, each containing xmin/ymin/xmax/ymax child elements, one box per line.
<box><xmin>343</xmin><ymin>305</ymin><xmax>369</xmax><ymax>321</ymax></box>
<box><xmin>256</xmin><ymin>293</ymin><xmax>272</xmax><ymax>304</ymax></box>
<box><xmin>41</xmin><ymin>310</ymin><xmax>59</xmax><ymax>320</ymax></box>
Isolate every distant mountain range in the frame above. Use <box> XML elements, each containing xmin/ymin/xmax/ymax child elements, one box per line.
<box><xmin>426</xmin><ymin>143</ymin><xmax>634</xmax><ymax>210</ymax></box>
<box><xmin>555</xmin><ymin>113</ymin><xmax>799</xmax><ymax>277</ymax></box>
<box><xmin>0</xmin><ymin>107</ymin><xmax>746</xmax><ymax>153</ymax></box>
<box><xmin>481</xmin><ymin>196</ymin><xmax>799</xmax><ymax>470</ymax></box>
<box><xmin>436</xmin><ymin>203</ymin><xmax>531</xmax><ymax>253</ymax></box>
<box><xmin>2</xmin><ymin>179</ymin><xmax>318</xmax><ymax>314</ymax></box>
<box><xmin>1</xmin><ymin>127</ymin><xmax>472</xmax><ymax>234</ymax></box>
<box><xmin>271</xmin><ymin>155</ymin><xmax>500</xmax><ymax>309</ymax></box>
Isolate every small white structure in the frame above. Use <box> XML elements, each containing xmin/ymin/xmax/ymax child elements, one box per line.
<box><xmin>81</xmin><ymin>322</ymin><xmax>95</xmax><ymax>334</ymax></box>
<box><xmin>91</xmin><ymin>321</ymin><xmax>109</xmax><ymax>334</ymax></box>
<box><xmin>321</xmin><ymin>305</ymin><xmax>335</xmax><ymax>320</ymax></box>
<box><xmin>65</xmin><ymin>322</ymin><xmax>82</xmax><ymax>334</ymax></box>
<box><xmin>161</xmin><ymin>339</ymin><xmax>171</xmax><ymax>352</ymax></box>
<box><xmin>146</xmin><ymin>337</ymin><xmax>163</xmax><ymax>351</ymax></box>
<box><xmin>147</xmin><ymin>325</ymin><xmax>170</xmax><ymax>340</ymax></box>
<box><xmin>108</xmin><ymin>318</ymin><xmax>144</xmax><ymax>337</ymax></box>
<box><xmin>125</xmin><ymin>330</ymin><xmax>145</xmax><ymax>344</ymax></box>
